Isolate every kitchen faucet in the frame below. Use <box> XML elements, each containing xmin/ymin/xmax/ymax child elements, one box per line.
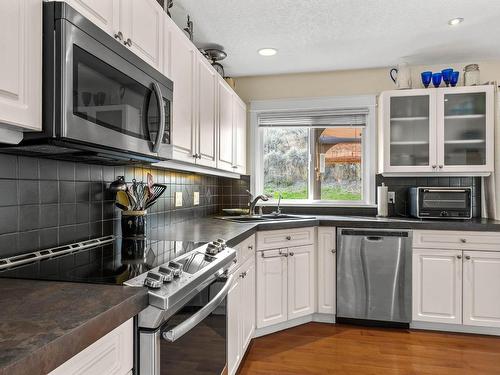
<box><xmin>247</xmin><ymin>190</ymin><xmax>269</xmax><ymax>215</ymax></box>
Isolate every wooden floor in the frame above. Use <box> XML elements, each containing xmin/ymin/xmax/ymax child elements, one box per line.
<box><xmin>238</xmin><ymin>323</ymin><xmax>500</xmax><ymax>375</ymax></box>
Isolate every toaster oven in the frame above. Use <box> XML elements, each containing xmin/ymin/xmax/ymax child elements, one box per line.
<box><xmin>409</xmin><ymin>187</ymin><xmax>472</xmax><ymax>219</ymax></box>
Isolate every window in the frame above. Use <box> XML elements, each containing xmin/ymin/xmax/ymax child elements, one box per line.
<box><xmin>252</xmin><ymin>96</ymin><xmax>376</xmax><ymax>206</ymax></box>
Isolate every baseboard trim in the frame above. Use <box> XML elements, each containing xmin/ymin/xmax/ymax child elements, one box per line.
<box><xmin>411</xmin><ymin>321</ymin><xmax>500</xmax><ymax>336</ymax></box>
<box><xmin>254</xmin><ymin>314</ymin><xmax>336</xmax><ymax>338</ymax></box>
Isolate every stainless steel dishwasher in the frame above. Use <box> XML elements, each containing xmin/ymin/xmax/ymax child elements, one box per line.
<box><xmin>337</xmin><ymin>228</ymin><xmax>412</xmax><ymax>326</ymax></box>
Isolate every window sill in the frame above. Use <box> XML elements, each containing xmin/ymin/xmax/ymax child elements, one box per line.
<box><xmin>256</xmin><ymin>201</ymin><xmax>377</xmax><ymax>208</ymax></box>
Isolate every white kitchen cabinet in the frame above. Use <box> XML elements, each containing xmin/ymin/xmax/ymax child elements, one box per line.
<box><xmin>217</xmin><ymin>78</ymin><xmax>235</xmax><ymax>171</ymax></box>
<box><xmin>412</xmin><ymin>249</ymin><xmax>462</xmax><ymax>324</ymax></box>
<box><xmin>463</xmin><ymin>251</ymin><xmax>500</xmax><ymax>328</ymax></box>
<box><xmin>49</xmin><ymin>319</ymin><xmax>133</xmax><ymax>375</ymax></box>
<box><xmin>120</xmin><ymin>0</ymin><xmax>163</xmax><ymax>70</ymax></box>
<box><xmin>241</xmin><ymin>259</ymin><xmax>256</xmax><ymax>350</ymax></box>
<box><xmin>233</xmin><ymin>96</ymin><xmax>247</xmax><ymax>174</ymax></box>
<box><xmin>65</xmin><ymin>0</ymin><xmax>119</xmax><ymax>35</ymax></box>
<box><xmin>257</xmin><ymin>227</ymin><xmax>315</xmax><ymax>251</ymax></box>
<box><xmin>227</xmin><ymin>273</ymin><xmax>242</xmax><ymax>375</ymax></box>
<box><xmin>317</xmin><ymin>227</ymin><xmax>336</xmax><ymax>315</ymax></box>
<box><xmin>0</xmin><ymin>0</ymin><xmax>42</xmax><ymax>140</ymax></box>
<box><xmin>195</xmin><ymin>56</ymin><xmax>218</xmax><ymax>168</ymax></box>
<box><xmin>256</xmin><ymin>248</ymin><xmax>288</xmax><ymax>328</ymax></box>
<box><xmin>169</xmin><ymin>24</ymin><xmax>196</xmax><ymax>163</ymax></box>
<box><xmin>379</xmin><ymin>85</ymin><xmax>494</xmax><ymax>176</ymax></box>
<box><xmin>287</xmin><ymin>245</ymin><xmax>315</xmax><ymax>320</ymax></box>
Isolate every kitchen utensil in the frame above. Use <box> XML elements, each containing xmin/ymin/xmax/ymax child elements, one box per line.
<box><xmin>145</xmin><ymin>183</ymin><xmax>167</xmax><ymax>209</ymax></box>
<box><xmin>147</xmin><ymin>173</ymin><xmax>154</xmax><ymax>196</ymax></box>
<box><xmin>116</xmin><ymin>191</ymin><xmax>131</xmax><ymax>211</ymax></box>
<box><xmin>390</xmin><ymin>63</ymin><xmax>412</xmax><ymax>89</ymax></box>
<box><xmin>441</xmin><ymin>68</ymin><xmax>454</xmax><ymax>87</ymax></box>
<box><xmin>420</xmin><ymin>71</ymin><xmax>432</xmax><ymax>88</ymax></box>
<box><xmin>127</xmin><ymin>183</ymin><xmax>138</xmax><ymax>210</ymax></box>
<box><xmin>464</xmin><ymin>64</ymin><xmax>480</xmax><ymax>86</ymax></box>
<box><xmin>109</xmin><ymin>176</ymin><xmax>127</xmax><ymax>192</ymax></box>
<box><xmin>432</xmin><ymin>72</ymin><xmax>442</xmax><ymax>88</ymax></box>
<box><xmin>450</xmin><ymin>71</ymin><xmax>460</xmax><ymax>87</ymax></box>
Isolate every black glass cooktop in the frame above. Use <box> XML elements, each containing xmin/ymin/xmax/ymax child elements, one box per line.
<box><xmin>0</xmin><ymin>237</ymin><xmax>204</xmax><ymax>285</ymax></box>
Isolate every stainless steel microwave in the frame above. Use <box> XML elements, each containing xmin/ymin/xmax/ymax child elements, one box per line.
<box><xmin>0</xmin><ymin>2</ymin><xmax>172</xmax><ymax>164</ymax></box>
<box><xmin>409</xmin><ymin>187</ymin><xmax>472</xmax><ymax>219</ymax></box>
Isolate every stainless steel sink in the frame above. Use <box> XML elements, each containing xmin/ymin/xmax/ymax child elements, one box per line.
<box><xmin>218</xmin><ymin>214</ymin><xmax>315</xmax><ymax>223</ymax></box>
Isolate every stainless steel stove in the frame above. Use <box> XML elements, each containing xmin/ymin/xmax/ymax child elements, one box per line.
<box><xmin>0</xmin><ymin>236</ymin><xmax>236</xmax><ymax>375</ymax></box>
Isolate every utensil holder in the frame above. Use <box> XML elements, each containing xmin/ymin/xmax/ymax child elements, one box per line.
<box><xmin>121</xmin><ymin>210</ymin><xmax>147</xmax><ymax>238</ymax></box>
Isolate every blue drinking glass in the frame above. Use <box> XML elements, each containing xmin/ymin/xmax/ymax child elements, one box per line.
<box><xmin>421</xmin><ymin>71</ymin><xmax>432</xmax><ymax>88</ymax></box>
<box><xmin>441</xmin><ymin>68</ymin><xmax>454</xmax><ymax>86</ymax></box>
<box><xmin>450</xmin><ymin>71</ymin><xmax>459</xmax><ymax>87</ymax></box>
<box><xmin>432</xmin><ymin>72</ymin><xmax>442</xmax><ymax>88</ymax></box>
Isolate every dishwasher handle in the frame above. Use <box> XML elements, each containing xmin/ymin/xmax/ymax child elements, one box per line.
<box><xmin>340</xmin><ymin>229</ymin><xmax>410</xmax><ymax>238</ymax></box>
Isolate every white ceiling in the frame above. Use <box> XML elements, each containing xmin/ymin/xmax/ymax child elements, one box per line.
<box><xmin>170</xmin><ymin>0</ymin><xmax>500</xmax><ymax>77</ymax></box>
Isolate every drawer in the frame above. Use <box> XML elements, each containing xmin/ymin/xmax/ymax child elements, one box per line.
<box><xmin>257</xmin><ymin>227</ymin><xmax>315</xmax><ymax>250</ymax></box>
<box><xmin>413</xmin><ymin>230</ymin><xmax>500</xmax><ymax>251</ymax></box>
<box><xmin>229</xmin><ymin>235</ymin><xmax>255</xmax><ymax>275</ymax></box>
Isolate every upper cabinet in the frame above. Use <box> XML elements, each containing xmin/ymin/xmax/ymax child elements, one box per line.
<box><xmin>0</xmin><ymin>0</ymin><xmax>42</xmax><ymax>142</ymax></box>
<box><xmin>379</xmin><ymin>85</ymin><xmax>494</xmax><ymax>176</ymax></box>
<box><xmin>65</xmin><ymin>0</ymin><xmax>118</xmax><ymax>35</ymax></box>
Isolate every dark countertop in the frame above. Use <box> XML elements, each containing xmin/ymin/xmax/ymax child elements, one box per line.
<box><xmin>154</xmin><ymin>215</ymin><xmax>500</xmax><ymax>245</ymax></box>
<box><xmin>0</xmin><ymin>279</ymin><xmax>148</xmax><ymax>375</ymax></box>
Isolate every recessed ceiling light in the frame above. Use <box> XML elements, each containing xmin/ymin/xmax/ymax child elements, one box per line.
<box><xmin>448</xmin><ymin>17</ymin><xmax>464</xmax><ymax>26</ymax></box>
<box><xmin>258</xmin><ymin>48</ymin><xmax>278</xmax><ymax>56</ymax></box>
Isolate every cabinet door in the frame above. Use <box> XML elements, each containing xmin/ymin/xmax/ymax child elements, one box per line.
<box><xmin>436</xmin><ymin>86</ymin><xmax>494</xmax><ymax>174</ymax></box>
<box><xmin>217</xmin><ymin>78</ymin><xmax>235</xmax><ymax>171</ymax></box>
<box><xmin>317</xmin><ymin>227</ymin><xmax>336</xmax><ymax>315</ymax></box>
<box><xmin>170</xmin><ymin>28</ymin><xmax>196</xmax><ymax>163</ymax></box>
<box><xmin>196</xmin><ymin>57</ymin><xmax>217</xmax><ymax>168</ymax></box>
<box><xmin>412</xmin><ymin>249</ymin><xmax>462</xmax><ymax>324</ymax></box>
<box><xmin>120</xmin><ymin>0</ymin><xmax>163</xmax><ymax>70</ymax></box>
<box><xmin>233</xmin><ymin>96</ymin><xmax>247</xmax><ymax>174</ymax></box>
<box><xmin>463</xmin><ymin>251</ymin><xmax>500</xmax><ymax>328</ymax></box>
<box><xmin>66</xmin><ymin>0</ymin><xmax>118</xmax><ymax>35</ymax></box>
<box><xmin>288</xmin><ymin>245</ymin><xmax>315</xmax><ymax>320</ymax></box>
<box><xmin>241</xmin><ymin>258</ymin><xmax>256</xmax><ymax>352</ymax></box>
<box><xmin>256</xmin><ymin>249</ymin><xmax>287</xmax><ymax>328</ymax></box>
<box><xmin>380</xmin><ymin>90</ymin><xmax>437</xmax><ymax>173</ymax></box>
<box><xmin>227</xmin><ymin>275</ymin><xmax>241</xmax><ymax>375</ymax></box>
<box><xmin>0</xmin><ymin>0</ymin><xmax>41</xmax><ymax>134</ymax></box>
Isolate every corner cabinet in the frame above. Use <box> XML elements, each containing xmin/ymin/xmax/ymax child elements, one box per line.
<box><xmin>0</xmin><ymin>0</ymin><xmax>42</xmax><ymax>142</ymax></box>
<box><xmin>379</xmin><ymin>85</ymin><xmax>494</xmax><ymax>176</ymax></box>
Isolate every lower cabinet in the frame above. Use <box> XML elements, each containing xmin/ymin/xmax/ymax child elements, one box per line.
<box><xmin>317</xmin><ymin>227</ymin><xmax>336</xmax><ymax>315</ymax></box>
<box><xmin>256</xmin><ymin>244</ymin><xmax>315</xmax><ymax>329</ymax></box>
<box><xmin>413</xmin><ymin>246</ymin><xmax>500</xmax><ymax>328</ymax></box>
<box><xmin>227</xmin><ymin>238</ymin><xmax>256</xmax><ymax>375</ymax></box>
<box><xmin>49</xmin><ymin>318</ymin><xmax>133</xmax><ymax>375</ymax></box>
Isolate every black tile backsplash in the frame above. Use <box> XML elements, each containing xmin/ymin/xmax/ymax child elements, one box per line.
<box><xmin>0</xmin><ymin>154</ymin><xmax>233</xmax><ymax>258</ymax></box>
<box><xmin>376</xmin><ymin>174</ymin><xmax>482</xmax><ymax>218</ymax></box>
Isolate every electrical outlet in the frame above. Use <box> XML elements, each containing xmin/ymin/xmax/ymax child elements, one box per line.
<box><xmin>175</xmin><ymin>192</ymin><xmax>183</xmax><ymax>207</ymax></box>
<box><xmin>193</xmin><ymin>191</ymin><xmax>199</xmax><ymax>206</ymax></box>
<box><xmin>388</xmin><ymin>191</ymin><xmax>396</xmax><ymax>204</ymax></box>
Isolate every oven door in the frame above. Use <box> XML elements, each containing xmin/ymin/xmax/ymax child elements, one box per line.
<box><xmin>140</xmin><ymin>274</ymin><xmax>233</xmax><ymax>375</ymax></box>
<box><xmin>58</xmin><ymin>20</ymin><xmax>171</xmax><ymax>159</ymax></box>
<box><xmin>419</xmin><ymin>188</ymin><xmax>472</xmax><ymax>218</ymax></box>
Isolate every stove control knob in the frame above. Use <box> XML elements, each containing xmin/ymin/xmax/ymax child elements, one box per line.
<box><xmin>215</xmin><ymin>239</ymin><xmax>227</xmax><ymax>249</ymax></box>
<box><xmin>144</xmin><ymin>272</ymin><xmax>163</xmax><ymax>289</ymax></box>
<box><xmin>206</xmin><ymin>243</ymin><xmax>219</xmax><ymax>255</ymax></box>
<box><xmin>167</xmin><ymin>261</ymin><xmax>183</xmax><ymax>277</ymax></box>
<box><xmin>158</xmin><ymin>266</ymin><xmax>174</xmax><ymax>282</ymax></box>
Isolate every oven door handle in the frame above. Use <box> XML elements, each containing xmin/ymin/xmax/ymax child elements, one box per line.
<box><xmin>151</xmin><ymin>82</ymin><xmax>166</xmax><ymax>153</ymax></box>
<box><xmin>161</xmin><ymin>274</ymin><xmax>234</xmax><ymax>343</ymax></box>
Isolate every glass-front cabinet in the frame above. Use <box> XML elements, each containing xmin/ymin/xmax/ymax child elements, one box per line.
<box><xmin>379</xmin><ymin>85</ymin><xmax>494</xmax><ymax>175</ymax></box>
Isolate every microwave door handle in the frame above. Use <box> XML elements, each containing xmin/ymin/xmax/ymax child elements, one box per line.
<box><xmin>161</xmin><ymin>274</ymin><xmax>234</xmax><ymax>343</ymax></box>
<box><xmin>151</xmin><ymin>82</ymin><xmax>165</xmax><ymax>153</ymax></box>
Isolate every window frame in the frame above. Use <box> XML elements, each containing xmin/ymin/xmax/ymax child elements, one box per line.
<box><xmin>250</xmin><ymin>95</ymin><xmax>377</xmax><ymax>207</ymax></box>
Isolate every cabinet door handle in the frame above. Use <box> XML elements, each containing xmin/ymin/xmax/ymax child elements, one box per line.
<box><xmin>432</xmin><ymin>165</ymin><xmax>437</xmax><ymax>169</ymax></box>
<box><xmin>331</xmin><ymin>249</ymin><xmax>336</xmax><ymax>254</ymax></box>
<box><xmin>286</xmin><ymin>236</ymin><xmax>291</xmax><ymax>240</ymax></box>
<box><xmin>289</xmin><ymin>252</ymin><xmax>294</xmax><ymax>256</ymax></box>
<box><xmin>438</xmin><ymin>165</ymin><xmax>443</xmax><ymax>169</ymax></box>
<box><xmin>460</xmin><ymin>238</ymin><xmax>467</xmax><ymax>243</ymax></box>
<box><xmin>114</xmin><ymin>31</ymin><xmax>123</xmax><ymax>41</ymax></box>
<box><xmin>231</xmin><ymin>165</ymin><xmax>238</xmax><ymax>169</ymax></box>
<box><xmin>248</xmin><ymin>245</ymin><xmax>253</xmax><ymax>250</ymax></box>
<box><xmin>457</xmin><ymin>255</ymin><xmax>462</xmax><ymax>259</ymax></box>
<box><xmin>465</xmin><ymin>255</ymin><xmax>471</xmax><ymax>260</ymax></box>
<box><xmin>124</xmin><ymin>38</ymin><xmax>133</xmax><ymax>47</ymax></box>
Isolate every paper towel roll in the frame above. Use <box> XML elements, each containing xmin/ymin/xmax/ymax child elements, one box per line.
<box><xmin>377</xmin><ymin>183</ymin><xmax>388</xmax><ymax>217</ymax></box>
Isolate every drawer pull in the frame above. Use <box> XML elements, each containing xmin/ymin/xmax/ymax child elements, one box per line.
<box><xmin>465</xmin><ymin>255</ymin><xmax>471</xmax><ymax>260</ymax></box>
<box><xmin>286</xmin><ymin>236</ymin><xmax>291</xmax><ymax>240</ymax></box>
<box><xmin>460</xmin><ymin>238</ymin><xmax>467</xmax><ymax>243</ymax></box>
<box><xmin>248</xmin><ymin>245</ymin><xmax>253</xmax><ymax>250</ymax></box>
<box><xmin>457</xmin><ymin>255</ymin><xmax>462</xmax><ymax>259</ymax></box>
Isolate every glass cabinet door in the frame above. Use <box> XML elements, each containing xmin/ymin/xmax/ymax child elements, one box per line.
<box><xmin>388</xmin><ymin>94</ymin><xmax>433</xmax><ymax>169</ymax></box>
<box><xmin>441</xmin><ymin>91</ymin><xmax>487</xmax><ymax>166</ymax></box>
